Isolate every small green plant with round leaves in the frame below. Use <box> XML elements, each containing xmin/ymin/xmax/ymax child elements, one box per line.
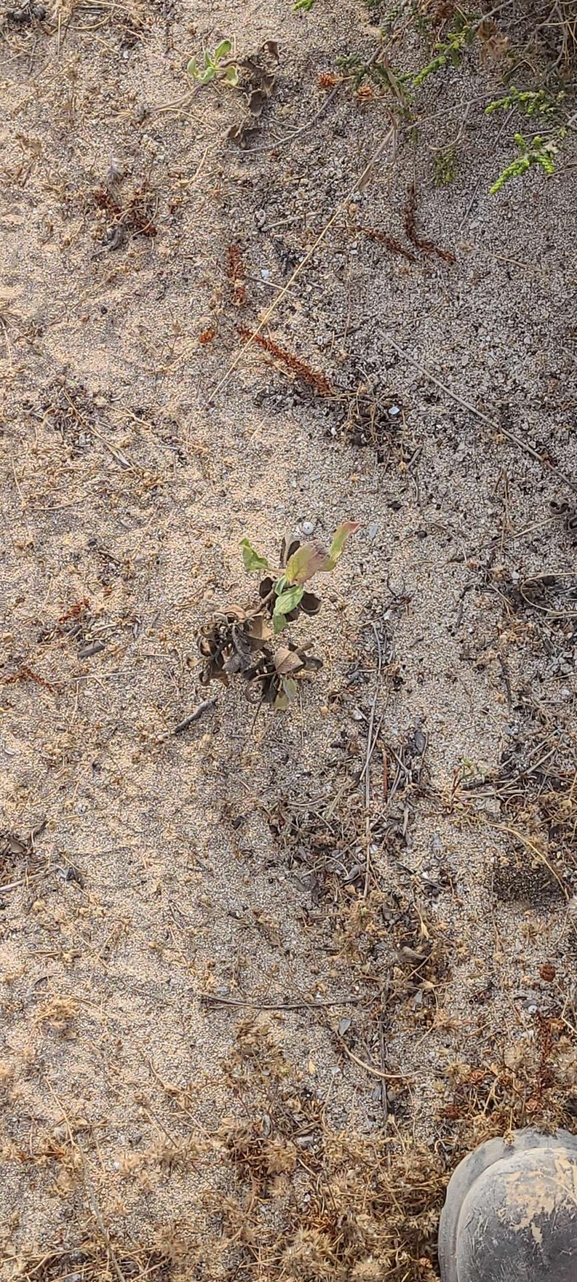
<box><xmin>187</xmin><ymin>39</ymin><xmax>239</xmax><ymax>86</ymax></box>
<box><xmin>198</xmin><ymin>523</ymin><xmax>358</xmax><ymax>710</ymax></box>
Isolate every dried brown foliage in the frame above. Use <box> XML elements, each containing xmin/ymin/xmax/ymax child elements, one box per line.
<box><xmin>14</xmin><ymin>1244</ymin><xmax>173</xmax><ymax>1282</ymax></box>
<box><xmin>237</xmin><ymin>326</ymin><xmax>334</xmax><ymax>397</ymax></box>
<box><xmin>403</xmin><ymin>184</ymin><xmax>455</xmax><ymax>265</ymax></box>
<box><xmin>93</xmin><ymin>184</ymin><xmax>157</xmax><ymax>238</ymax></box>
<box><xmin>341</xmin><ymin>384</ymin><xmax>405</xmax><ymax>461</ymax></box>
<box><xmin>209</xmin><ymin>1019</ymin><xmax>447</xmax><ymax>1282</ymax></box>
<box><xmin>359</xmin><ymin>225</ymin><xmax>417</xmax><ymax>263</ymax></box>
<box><xmin>227</xmin><ymin>244</ymin><xmax>247</xmax><ymax>306</ymax></box>
<box><xmin>198</xmin><ymin>604</ymin><xmax>322</xmax><ymax>706</ymax></box>
<box><xmin>441</xmin><ymin>1012</ymin><xmax>577</xmax><ymax>1143</ymax></box>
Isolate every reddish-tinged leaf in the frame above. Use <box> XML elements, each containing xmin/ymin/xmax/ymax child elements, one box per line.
<box><xmin>285</xmin><ymin>542</ymin><xmax>330</xmax><ymax>584</ymax></box>
<box><xmin>326</xmin><ymin>521</ymin><xmax>360</xmax><ymax>569</ymax></box>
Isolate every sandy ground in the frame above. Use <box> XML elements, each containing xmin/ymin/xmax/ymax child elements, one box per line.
<box><xmin>1</xmin><ymin>0</ymin><xmax>577</xmax><ymax>1277</ymax></box>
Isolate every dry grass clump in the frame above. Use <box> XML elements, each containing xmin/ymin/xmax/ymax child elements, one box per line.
<box><xmin>202</xmin><ymin>1019</ymin><xmax>447</xmax><ymax>1282</ymax></box>
<box><xmin>524</xmin><ymin>0</ymin><xmax>577</xmax><ymax>69</ymax></box>
<box><xmin>11</xmin><ymin>1244</ymin><xmax>172</xmax><ymax>1282</ymax></box>
<box><xmin>217</xmin><ymin>1117</ymin><xmax>446</xmax><ymax>1282</ymax></box>
<box><xmin>439</xmin><ymin>1011</ymin><xmax>577</xmax><ymax>1149</ymax></box>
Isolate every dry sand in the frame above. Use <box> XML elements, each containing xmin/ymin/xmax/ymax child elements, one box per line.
<box><xmin>1</xmin><ymin>0</ymin><xmax>576</xmax><ymax>1277</ymax></box>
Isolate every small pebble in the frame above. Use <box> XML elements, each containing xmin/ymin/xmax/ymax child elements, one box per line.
<box><xmin>301</xmin><ymin>520</ymin><xmax>315</xmax><ymax>536</ymax></box>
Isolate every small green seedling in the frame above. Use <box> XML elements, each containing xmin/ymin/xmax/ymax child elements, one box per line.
<box><xmin>187</xmin><ymin>39</ymin><xmax>239</xmax><ymax>86</ymax></box>
<box><xmin>199</xmin><ymin>523</ymin><xmax>359</xmax><ymax>710</ymax></box>
<box><xmin>293</xmin><ymin>0</ymin><xmax>316</xmax><ymax>10</ymax></box>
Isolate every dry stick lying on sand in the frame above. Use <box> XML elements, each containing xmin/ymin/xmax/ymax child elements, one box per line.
<box><xmin>173</xmin><ymin>698</ymin><xmax>217</xmax><ymax>734</ymax></box>
<box><xmin>387</xmin><ymin>341</ymin><xmax>577</xmax><ymax>494</ymax></box>
<box><xmin>362</xmin><ymin>623</ymin><xmax>383</xmax><ymax>899</ymax></box>
<box><xmin>199</xmin><ymin>993</ymin><xmax>364</xmax><ymax>1010</ymax></box>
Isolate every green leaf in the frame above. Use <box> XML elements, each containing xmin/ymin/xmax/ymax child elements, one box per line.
<box><xmin>200</xmin><ymin>66</ymin><xmax>216</xmax><ymax>83</ymax></box>
<box><xmin>240</xmin><ymin>538</ymin><xmax>270</xmax><ymax>573</ymax></box>
<box><xmin>223</xmin><ymin>64</ymin><xmax>239</xmax><ymax>85</ymax></box>
<box><xmin>273</xmin><ymin>612</ymin><xmax>288</xmax><ymax>634</ymax></box>
<box><xmin>213</xmin><ymin>38</ymin><xmax>232</xmax><ymax>60</ymax></box>
<box><xmin>285</xmin><ymin>543</ymin><xmax>330</xmax><ymax>584</ymax></box>
<box><xmin>274</xmin><ymin>585</ymin><xmax>305</xmax><ymax>616</ymax></box>
<box><xmin>326</xmin><ymin>521</ymin><xmax>360</xmax><ymax>569</ymax></box>
<box><xmin>187</xmin><ymin>57</ymin><xmax>199</xmax><ymax>78</ymax></box>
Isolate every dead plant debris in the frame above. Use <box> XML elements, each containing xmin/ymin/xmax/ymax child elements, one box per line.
<box><xmin>227</xmin><ymin>243</ymin><xmax>248</xmax><ymax>307</ymax></box>
<box><xmin>198</xmin><ymin>598</ymin><xmax>319</xmax><ymax>707</ymax></box>
<box><xmin>93</xmin><ymin>182</ymin><xmax>157</xmax><ymax>246</ymax></box>
<box><xmin>236</xmin><ymin>325</ymin><xmax>334</xmax><ymax>397</ymax></box>
<box><xmin>0</xmin><ymin>820</ymin><xmax>46</xmax><ymax>892</ymax></box>
<box><xmin>208</xmin><ymin>1018</ymin><xmax>448</xmax><ymax>1282</ymax></box>
<box><xmin>359</xmin><ymin>225</ymin><xmax>418</xmax><ymax>263</ymax></box>
<box><xmin>5</xmin><ymin>0</ymin><xmax>45</xmax><ymax>24</ymax></box>
<box><xmin>13</xmin><ymin>1244</ymin><xmax>172</xmax><ymax>1282</ymax></box>
<box><xmin>227</xmin><ymin>48</ymin><xmax>278</xmax><ymax>148</ymax></box>
<box><xmin>338</xmin><ymin>383</ymin><xmax>405</xmax><ymax>461</ymax></box>
<box><xmin>403</xmin><ymin>184</ymin><xmax>456</xmax><ymax>264</ymax></box>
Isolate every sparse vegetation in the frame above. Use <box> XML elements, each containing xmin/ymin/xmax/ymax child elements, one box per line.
<box><xmin>489</xmin><ymin>130</ymin><xmax>559</xmax><ymax>191</ymax></box>
<box><xmin>198</xmin><ymin>524</ymin><xmax>358</xmax><ymax>709</ymax></box>
<box><xmin>2</xmin><ymin>0</ymin><xmax>576</xmax><ymax>1278</ymax></box>
<box><xmin>433</xmin><ymin>143</ymin><xmax>458</xmax><ymax>184</ymax></box>
<box><xmin>337</xmin><ymin>1</ymin><xmax>576</xmax><ymax>192</ymax></box>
